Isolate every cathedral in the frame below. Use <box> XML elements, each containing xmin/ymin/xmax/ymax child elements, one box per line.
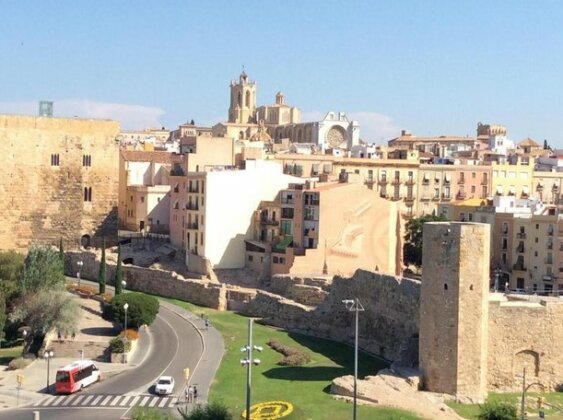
<box><xmin>212</xmin><ymin>72</ymin><xmax>360</xmax><ymax>152</ymax></box>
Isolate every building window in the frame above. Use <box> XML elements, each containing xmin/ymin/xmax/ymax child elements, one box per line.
<box><xmin>50</xmin><ymin>154</ymin><xmax>60</xmax><ymax>166</ymax></box>
<box><xmin>281</xmin><ymin>220</ymin><xmax>292</xmax><ymax>235</ymax></box>
<box><xmin>140</xmin><ymin>196</ymin><xmax>144</xmax><ymax>203</ymax></box>
<box><xmin>200</xmin><ymin>233</ymin><xmax>204</xmax><ymax>246</ymax></box>
<box><xmin>83</xmin><ymin>187</ymin><xmax>92</xmax><ymax>202</ymax></box>
<box><xmin>82</xmin><ymin>155</ymin><xmax>92</xmax><ymax>167</ymax></box>
<box><xmin>248</xmin><ymin>255</ymin><xmax>253</xmax><ymax>262</ymax></box>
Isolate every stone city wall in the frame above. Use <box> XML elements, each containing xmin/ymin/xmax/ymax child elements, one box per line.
<box><xmin>66</xmin><ymin>251</ymin><xmax>226</xmax><ymax>310</ymax></box>
<box><xmin>244</xmin><ymin>270</ymin><xmax>421</xmax><ymax>361</ymax></box>
<box><xmin>268</xmin><ymin>274</ymin><xmax>332</xmax><ymax>306</ymax></box>
<box><xmin>487</xmin><ymin>297</ymin><xmax>563</xmax><ymax>392</ymax></box>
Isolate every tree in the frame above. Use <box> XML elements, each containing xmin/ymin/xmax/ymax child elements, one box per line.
<box><xmin>114</xmin><ymin>245</ymin><xmax>123</xmax><ymax>295</ymax></box>
<box><xmin>178</xmin><ymin>401</ymin><xmax>233</xmax><ymax>420</ymax></box>
<box><xmin>0</xmin><ymin>251</ymin><xmax>25</xmax><ymax>298</ymax></box>
<box><xmin>102</xmin><ymin>292</ymin><xmax>159</xmax><ymax>328</ymax></box>
<box><xmin>20</xmin><ymin>246</ymin><xmax>65</xmax><ymax>294</ymax></box>
<box><xmin>403</xmin><ymin>214</ymin><xmax>447</xmax><ymax>269</ymax></box>
<box><xmin>98</xmin><ymin>239</ymin><xmax>106</xmax><ymax>294</ymax></box>
<box><xmin>477</xmin><ymin>400</ymin><xmax>517</xmax><ymax>420</ymax></box>
<box><xmin>10</xmin><ymin>289</ymin><xmax>79</xmax><ymax>353</ymax></box>
<box><xmin>59</xmin><ymin>237</ymin><xmax>64</xmax><ymax>265</ymax></box>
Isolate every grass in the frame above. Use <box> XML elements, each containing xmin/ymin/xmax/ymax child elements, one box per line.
<box><xmin>448</xmin><ymin>392</ymin><xmax>563</xmax><ymax>419</ymax></box>
<box><xmin>163</xmin><ymin>297</ymin><xmax>422</xmax><ymax>420</ymax></box>
<box><xmin>0</xmin><ymin>344</ymin><xmax>24</xmax><ymax>365</ymax></box>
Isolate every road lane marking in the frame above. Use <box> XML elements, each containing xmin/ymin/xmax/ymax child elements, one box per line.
<box><xmin>148</xmin><ymin>397</ymin><xmax>158</xmax><ymax>407</ymax></box>
<box><xmin>61</xmin><ymin>395</ymin><xmax>76</xmax><ymax>406</ymax></box>
<box><xmin>158</xmin><ymin>397</ymin><xmax>169</xmax><ymax>408</ymax></box>
<box><xmin>47</xmin><ymin>396</ymin><xmax>65</xmax><ymax>406</ymax></box>
<box><xmin>120</xmin><ymin>395</ymin><xmax>132</xmax><ymax>406</ymax></box>
<box><xmin>82</xmin><ymin>395</ymin><xmax>94</xmax><ymax>405</ymax></box>
<box><xmin>71</xmin><ymin>395</ymin><xmax>85</xmax><ymax>406</ymax></box>
<box><xmin>129</xmin><ymin>396</ymin><xmax>140</xmax><ymax>407</ymax></box>
<box><xmin>100</xmin><ymin>395</ymin><xmax>113</xmax><ymax>406</ymax></box>
<box><xmin>91</xmin><ymin>395</ymin><xmax>103</xmax><ymax>405</ymax></box>
<box><xmin>33</xmin><ymin>397</ymin><xmax>51</xmax><ymax>406</ymax></box>
<box><xmin>139</xmin><ymin>396</ymin><xmax>150</xmax><ymax>406</ymax></box>
<box><xmin>110</xmin><ymin>396</ymin><xmax>121</xmax><ymax>406</ymax></box>
<box><xmin>168</xmin><ymin>397</ymin><xmax>178</xmax><ymax>407</ymax></box>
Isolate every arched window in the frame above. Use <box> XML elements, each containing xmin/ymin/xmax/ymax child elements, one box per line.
<box><xmin>245</xmin><ymin>90</ymin><xmax>251</xmax><ymax>107</ymax></box>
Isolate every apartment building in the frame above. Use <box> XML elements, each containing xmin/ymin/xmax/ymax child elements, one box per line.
<box><xmin>171</xmin><ymin>160</ymin><xmax>303</xmax><ymax>273</ymax></box>
<box><xmin>491</xmin><ymin>157</ymin><xmax>534</xmax><ymax>199</ymax></box>
<box><xmin>118</xmin><ymin>150</ymin><xmax>172</xmax><ymax>233</ymax></box>
<box><xmin>246</xmin><ymin>180</ymin><xmax>400</xmax><ymax>278</ymax></box>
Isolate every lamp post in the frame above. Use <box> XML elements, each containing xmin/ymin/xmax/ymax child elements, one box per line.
<box><xmin>122</xmin><ymin>280</ymin><xmax>126</xmax><ymax>293</ymax></box>
<box><xmin>342</xmin><ymin>298</ymin><xmax>365</xmax><ymax>420</ymax></box>
<box><xmin>77</xmin><ymin>260</ymin><xmax>83</xmax><ymax>289</ymax></box>
<box><xmin>44</xmin><ymin>350</ymin><xmax>54</xmax><ymax>393</ymax></box>
<box><xmin>22</xmin><ymin>330</ymin><xmax>27</xmax><ymax>356</ymax></box>
<box><xmin>240</xmin><ymin>319</ymin><xmax>262</xmax><ymax>420</ymax></box>
<box><xmin>123</xmin><ymin>302</ymin><xmax>129</xmax><ymax>363</ymax></box>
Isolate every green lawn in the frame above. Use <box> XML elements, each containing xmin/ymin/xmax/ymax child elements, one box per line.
<box><xmin>448</xmin><ymin>392</ymin><xmax>563</xmax><ymax>419</ymax></box>
<box><xmin>0</xmin><ymin>344</ymin><xmax>23</xmax><ymax>365</ymax></box>
<box><xmin>163</xmin><ymin>297</ymin><xmax>421</xmax><ymax>420</ymax></box>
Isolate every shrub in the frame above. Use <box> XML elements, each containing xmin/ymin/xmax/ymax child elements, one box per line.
<box><xmin>102</xmin><ymin>292</ymin><xmax>159</xmax><ymax>328</ymax></box>
<box><xmin>267</xmin><ymin>339</ymin><xmax>311</xmax><ymax>366</ymax></box>
<box><xmin>178</xmin><ymin>400</ymin><xmax>233</xmax><ymax>420</ymax></box>
<box><xmin>75</xmin><ymin>285</ymin><xmax>95</xmax><ymax>296</ymax></box>
<box><xmin>477</xmin><ymin>400</ymin><xmax>518</xmax><ymax>420</ymax></box>
<box><xmin>109</xmin><ymin>337</ymin><xmax>132</xmax><ymax>353</ymax></box>
<box><xmin>119</xmin><ymin>329</ymin><xmax>139</xmax><ymax>340</ymax></box>
<box><xmin>8</xmin><ymin>357</ymin><xmax>33</xmax><ymax>370</ymax></box>
<box><xmin>132</xmin><ymin>407</ymin><xmax>174</xmax><ymax>420</ymax></box>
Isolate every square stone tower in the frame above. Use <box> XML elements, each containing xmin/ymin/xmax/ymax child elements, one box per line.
<box><xmin>419</xmin><ymin>222</ymin><xmax>490</xmax><ymax>402</ymax></box>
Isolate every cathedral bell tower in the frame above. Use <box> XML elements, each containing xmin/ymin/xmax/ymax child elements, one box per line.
<box><xmin>228</xmin><ymin>71</ymin><xmax>257</xmax><ymax>124</ymax></box>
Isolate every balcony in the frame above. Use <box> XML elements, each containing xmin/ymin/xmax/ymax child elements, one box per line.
<box><xmin>405</xmin><ymin>196</ymin><xmax>415</xmax><ymax>203</ymax></box>
<box><xmin>281</xmin><ymin>198</ymin><xmax>295</xmax><ymax>205</ymax></box>
<box><xmin>516</xmin><ymin>242</ymin><xmax>525</xmax><ymax>253</ymax></box>
<box><xmin>187</xmin><ymin>222</ymin><xmax>199</xmax><ymax>230</ymax></box>
<box><xmin>422</xmin><ymin>179</ymin><xmax>430</xmax><ymax>186</ymax></box>
<box><xmin>548</xmin><ymin>229</ymin><xmax>554</xmax><ymax>236</ymax></box>
<box><xmin>517</xmin><ymin>232</ymin><xmax>526</xmax><ymax>239</ymax></box>
<box><xmin>378</xmin><ymin>178</ymin><xmax>388</xmax><ymax>185</ymax></box>
<box><xmin>420</xmin><ymin>195</ymin><xmax>431</xmax><ymax>201</ymax></box>
<box><xmin>443</xmin><ymin>179</ymin><xmax>451</xmax><ymax>185</ymax></box>
<box><xmin>391</xmin><ymin>178</ymin><xmax>401</xmax><ymax>185</ymax></box>
<box><xmin>187</xmin><ymin>203</ymin><xmax>199</xmax><ymax>211</ymax></box>
<box><xmin>260</xmin><ymin>218</ymin><xmax>279</xmax><ymax>226</ymax></box>
<box><xmin>405</xmin><ymin>178</ymin><xmax>415</xmax><ymax>186</ymax></box>
<box><xmin>543</xmin><ymin>274</ymin><xmax>554</xmax><ymax>282</ymax></box>
<box><xmin>401</xmin><ymin>211</ymin><xmax>414</xmax><ymax>220</ymax></box>
<box><xmin>432</xmin><ymin>195</ymin><xmax>441</xmax><ymax>201</ymax></box>
<box><xmin>545</xmin><ymin>257</ymin><xmax>554</xmax><ymax>265</ymax></box>
<box><xmin>481</xmin><ymin>178</ymin><xmax>488</xmax><ymax>185</ymax></box>
<box><xmin>458</xmin><ymin>178</ymin><xmax>465</xmax><ymax>185</ymax></box>
<box><xmin>513</xmin><ymin>263</ymin><xmax>527</xmax><ymax>271</ymax></box>
<box><xmin>188</xmin><ymin>186</ymin><xmax>199</xmax><ymax>193</ymax></box>
<box><xmin>442</xmin><ymin>194</ymin><xmax>452</xmax><ymax>201</ymax></box>
<box><xmin>457</xmin><ymin>191</ymin><xmax>466</xmax><ymax>200</ymax></box>
<box><xmin>364</xmin><ymin>177</ymin><xmax>376</xmax><ymax>187</ymax></box>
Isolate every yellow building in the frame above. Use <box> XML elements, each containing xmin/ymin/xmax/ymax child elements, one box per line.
<box><xmin>491</xmin><ymin>157</ymin><xmax>534</xmax><ymax>199</ymax></box>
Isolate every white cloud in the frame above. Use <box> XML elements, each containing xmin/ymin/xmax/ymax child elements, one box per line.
<box><xmin>0</xmin><ymin>99</ymin><xmax>165</xmax><ymax>130</ymax></box>
<box><xmin>302</xmin><ymin>110</ymin><xmax>401</xmax><ymax>144</ymax></box>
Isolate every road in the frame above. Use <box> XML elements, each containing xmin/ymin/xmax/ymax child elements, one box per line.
<box><xmin>1</xmin><ymin>302</ymin><xmax>204</xmax><ymax>420</ymax></box>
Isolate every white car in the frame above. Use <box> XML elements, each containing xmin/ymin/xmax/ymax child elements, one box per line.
<box><xmin>155</xmin><ymin>376</ymin><xmax>175</xmax><ymax>395</ymax></box>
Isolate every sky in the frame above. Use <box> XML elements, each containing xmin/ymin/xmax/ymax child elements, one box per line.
<box><xmin>1</xmin><ymin>1</ymin><xmax>563</xmax><ymax>146</ymax></box>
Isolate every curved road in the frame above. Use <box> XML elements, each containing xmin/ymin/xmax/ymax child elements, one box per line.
<box><xmin>1</xmin><ymin>302</ymin><xmax>204</xmax><ymax>420</ymax></box>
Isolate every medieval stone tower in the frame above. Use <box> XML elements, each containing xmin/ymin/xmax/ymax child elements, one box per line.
<box><xmin>419</xmin><ymin>222</ymin><xmax>490</xmax><ymax>402</ymax></box>
<box><xmin>228</xmin><ymin>71</ymin><xmax>257</xmax><ymax>124</ymax></box>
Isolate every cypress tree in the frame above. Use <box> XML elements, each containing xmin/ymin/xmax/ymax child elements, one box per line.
<box><xmin>114</xmin><ymin>245</ymin><xmax>123</xmax><ymax>295</ymax></box>
<box><xmin>98</xmin><ymin>239</ymin><xmax>106</xmax><ymax>294</ymax></box>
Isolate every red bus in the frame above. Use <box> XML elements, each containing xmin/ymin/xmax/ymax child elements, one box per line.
<box><xmin>55</xmin><ymin>360</ymin><xmax>101</xmax><ymax>394</ymax></box>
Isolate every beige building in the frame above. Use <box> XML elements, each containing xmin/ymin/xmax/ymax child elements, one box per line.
<box><xmin>0</xmin><ymin>114</ymin><xmax>120</xmax><ymax>250</ymax></box>
<box><xmin>118</xmin><ymin>150</ymin><xmax>172</xmax><ymax>233</ymax></box>
<box><xmin>246</xmin><ymin>181</ymin><xmax>401</xmax><ymax>278</ymax></box>
<box><xmin>491</xmin><ymin>157</ymin><xmax>534</xmax><ymax>198</ymax></box>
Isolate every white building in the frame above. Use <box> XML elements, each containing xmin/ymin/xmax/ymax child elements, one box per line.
<box><xmin>184</xmin><ymin>160</ymin><xmax>304</xmax><ymax>272</ymax></box>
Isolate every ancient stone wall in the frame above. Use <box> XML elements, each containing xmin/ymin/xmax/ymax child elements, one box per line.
<box><xmin>0</xmin><ymin>115</ymin><xmax>120</xmax><ymax>251</ymax></box>
<box><xmin>244</xmin><ymin>270</ymin><xmax>421</xmax><ymax>361</ymax></box>
<box><xmin>487</xmin><ymin>298</ymin><xmax>563</xmax><ymax>392</ymax></box>
<box><xmin>66</xmin><ymin>251</ymin><xmax>226</xmax><ymax>310</ymax></box>
<box><xmin>268</xmin><ymin>274</ymin><xmax>331</xmax><ymax>306</ymax></box>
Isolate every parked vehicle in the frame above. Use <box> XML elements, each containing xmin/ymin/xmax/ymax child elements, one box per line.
<box><xmin>55</xmin><ymin>360</ymin><xmax>101</xmax><ymax>394</ymax></box>
<box><xmin>155</xmin><ymin>376</ymin><xmax>175</xmax><ymax>395</ymax></box>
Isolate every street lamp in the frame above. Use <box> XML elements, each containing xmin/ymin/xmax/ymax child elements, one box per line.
<box><xmin>240</xmin><ymin>319</ymin><xmax>262</xmax><ymax>420</ymax></box>
<box><xmin>123</xmin><ymin>302</ymin><xmax>129</xmax><ymax>363</ymax></box>
<box><xmin>77</xmin><ymin>260</ymin><xmax>84</xmax><ymax>289</ymax></box>
<box><xmin>44</xmin><ymin>350</ymin><xmax>54</xmax><ymax>393</ymax></box>
<box><xmin>342</xmin><ymin>298</ymin><xmax>365</xmax><ymax>420</ymax></box>
<box><xmin>122</xmin><ymin>280</ymin><xmax>126</xmax><ymax>293</ymax></box>
<box><xmin>21</xmin><ymin>329</ymin><xmax>27</xmax><ymax>356</ymax></box>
